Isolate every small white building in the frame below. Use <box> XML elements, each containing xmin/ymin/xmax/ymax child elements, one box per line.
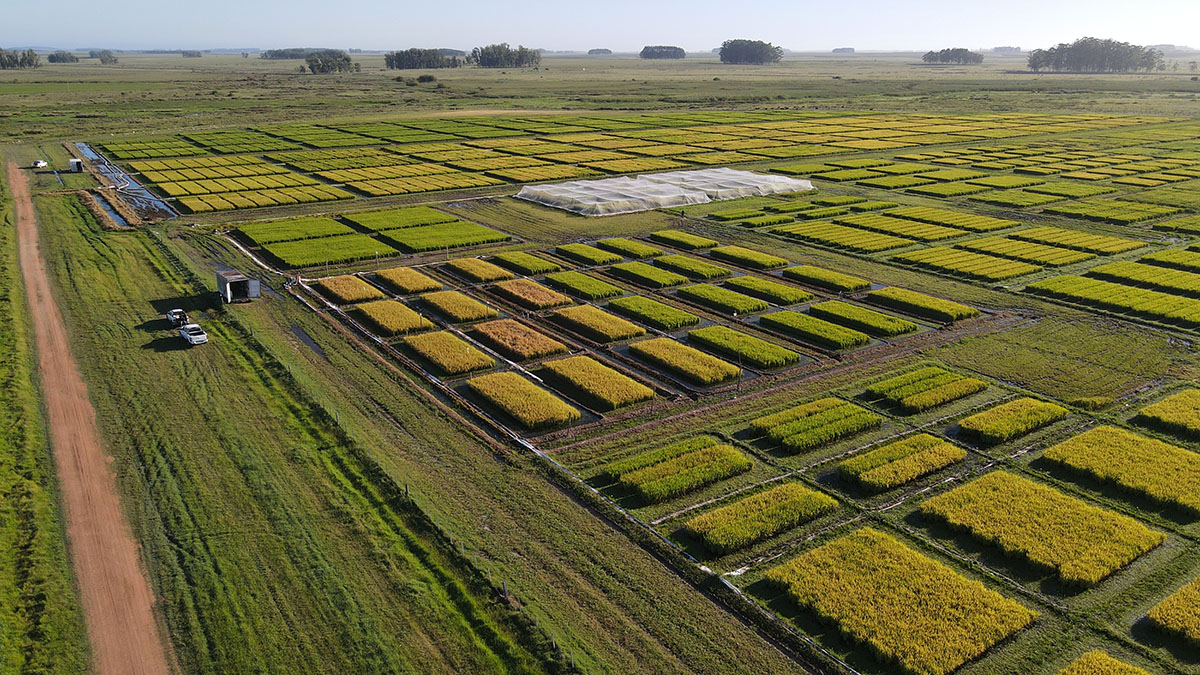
<box><xmin>32</xmin><ymin>160</ymin><xmax>47</xmax><ymax>169</ymax></box>
<box><xmin>68</xmin><ymin>158</ymin><xmax>84</xmax><ymax>173</ymax></box>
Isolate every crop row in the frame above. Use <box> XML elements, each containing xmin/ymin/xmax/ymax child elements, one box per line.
<box><xmin>839</xmin><ymin>433</ymin><xmax>966</xmax><ymax>492</ymax></box>
<box><xmin>781</xmin><ymin>266</ymin><xmax>870</xmax><ymax>293</ymax></box>
<box><xmin>343</xmin><ymin>206</ymin><xmax>458</xmax><ymax>231</ymax></box>
<box><xmin>1025</xmin><ymin>275</ymin><xmax>1200</xmax><ymax>328</ymax></box>
<box><xmin>958</xmin><ymin>397</ymin><xmax>1067</xmax><ymax>444</ymax></box>
<box><xmin>1009</xmin><ymin>226</ymin><xmax>1145</xmax><ymax>255</ymax></box>
<box><xmin>868</xmin><ymin>366</ymin><xmax>988</xmax><ymax>413</ymax></box>
<box><xmin>471</xmin><ymin>319</ymin><xmax>566</xmax><ymax>361</ymax></box>
<box><xmin>467</xmin><ymin>371</ymin><xmax>580</xmax><ymax>430</ymax></box>
<box><xmin>445</xmin><ymin>257</ymin><xmax>513</xmax><ymax>283</ymax></box>
<box><xmin>895</xmin><ymin>247</ymin><xmax>1041</xmax><ymax>281</ymax></box>
<box><xmin>1043</xmin><ymin>425</ymin><xmax>1200</xmax><ymax>515</ymax></box>
<box><xmin>1134</xmin><ymin>389</ymin><xmax>1200</xmax><ymax>439</ymax></box>
<box><xmin>178</xmin><ymin>185</ymin><xmax>352</xmax><ymax>213</ymax></box>
<box><xmin>540</xmin><ymin>355</ymin><xmax>653</xmax><ymax>411</ymax></box>
<box><xmin>676</xmin><ymin>284</ymin><xmax>769</xmax><ymax>315</ymax></box>
<box><xmin>766</xmin><ymin>527</ymin><xmax>1036</xmax><ymax>675</ymax></box>
<box><xmin>687</xmin><ymin>326</ymin><xmax>803</xmax><ymax>370</ymax></box>
<box><xmin>490</xmin><ymin>251</ymin><xmax>561</xmax><ymax>276</ymax></box>
<box><xmin>606</xmin><ymin>296</ymin><xmax>699</xmax><ymax>330</ymax></box>
<box><xmin>617</xmin><ymin>442</ymin><xmax>752</xmax><ymax>503</ymax></box>
<box><xmin>750</xmin><ymin>397</ymin><xmax>882</xmax><ymax>454</ymax></box>
<box><xmin>628</xmin><ymin>337</ymin><xmax>740</xmax><ymax>386</ymax></box>
<box><xmin>1088</xmin><ymin>261</ymin><xmax>1200</xmax><ymax>299</ymax></box>
<box><xmin>886</xmin><ymin>206</ymin><xmax>1018</xmax><ymax>232</ymax></box>
<box><xmin>492</xmin><ymin>279</ymin><xmax>571</xmax><ymax>310</ymax></box>
<box><xmin>404</xmin><ymin>331</ymin><xmax>495</xmax><ymax>375</ymax></box>
<box><xmin>266</xmin><ymin>234</ymin><xmax>399</xmax><ymax>268</ymax></box>
<box><xmin>380</xmin><ymin>222</ymin><xmax>510</xmax><ymax>254</ymax></box>
<box><xmin>683</xmin><ymin>483</ymin><xmax>837</xmax><ymax>554</ymax></box>
<box><xmin>809</xmin><ymin>300</ymin><xmax>917</xmax><ymax>337</ymax></box>
<box><xmin>920</xmin><ymin>471</ymin><xmax>1164</xmax><ymax>586</ymax></box>
<box><xmin>553</xmin><ymin>305</ymin><xmax>645</xmax><ymax>343</ymax></box>
<box><xmin>956</xmin><ymin>236</ymin><xmax>1095</xmax><ymax>267</ymax></box>
<box><xmin>374</xmin><ymin>266</ymin><xmax>441</xmax><ymax>295</ymax></box>
<box><xmin>773</xmin><ymin>221</ymin><xmax>912</xmax><ymax>253</ymax></box>
<box><xmin>350</xmin><ymin>300</ymin><xmax>433</xmax><ymax>336</ymax></box>
<box><xmin>834</xmin><ymin>213</ymin><xmax>966</xmax><ymax>242</ymax></box>
<box><xmin>759</xmin><ymin>310</ymin><xmax>870</xmax><ymax>350</ymax></box>
<box><xmin>238</xmin><ymin>217</ymin><xmax>355</xmax><ymax>246</ymax></box>
<box><xmin>865</xmin><ymin>287</ymin><xmax>979</xmax><ymax>322</ymax></box>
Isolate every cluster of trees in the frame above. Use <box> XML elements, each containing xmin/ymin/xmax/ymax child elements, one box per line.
<box><xmin>261</xmin><ymin>48</ymin><xmax>312</xmax><ymax>60</ymax></box>
<box><xmin>383</xmin><ymin>49</ymin><xmax>461</xmax><ymax>69</ymax></box>
<box><xmin>640</xmin><ymin>45</ymin><xmax>685</xmax><ymax>59</ymax></box>
<box><xmin>719</xmin><ymin>39</ymin><xmax>782</xmax><ymax>64</ymax></box>
<box><xmin>922</xmin><ymin>48</ymin><xmax>983</xmax><ymax>64</ymax></box>
<box><xmin>305</xmin><ymin>49</ymin><xmax>359</xmax><ymax>73</ymax></box>
<box><xmin>181</xmin><ymin>50</ymin><xmax>202</xmax><ymax>58</ymax></box>
<box><xmin>1027</xmin><ymin>37</ymin><xmax>1164</xmax><ymax>72</ymax></box>
<box><xmin>90</xmin><ymin>49</ymin><xmax>118</xmax><ymax>64</ymax></box>
<box><xmin>468</xmin><ymin>44</ymin><xmax>540</xmax><ymax>68</ymax></box>
<box><xmin>588</xmin><ymin>48</ymin><xmax>612</xmax><ymax>55</ymax></box>
<box><xmin>0</xmin><ymin>49</ymin><xmax>40</xmax><ymax>69</ymax></box>
<box><xmin>48</xmin><ymin>50</ymin><xmax>79</xmax><ymax>63</ymax></box>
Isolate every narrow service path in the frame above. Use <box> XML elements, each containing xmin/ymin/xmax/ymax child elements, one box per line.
<box><xmin>8</xmin><ymin>162</ymin><xmax>170</xmax><ymax>675</ymax></box>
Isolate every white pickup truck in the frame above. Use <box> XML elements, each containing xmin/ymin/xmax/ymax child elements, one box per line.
<box><xmin>179</xmin><ymin>323</ymin><xmax>208</xmax><ymax>346</ymax></box>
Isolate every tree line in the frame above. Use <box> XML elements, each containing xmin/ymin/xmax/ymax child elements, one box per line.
<box><xmin>719</xmin><ymin>39</ymin><xmax>782</xmax><ymax>64</ymax></box>
<box><xmin>0</xmin><ymin>49</ymin><xmax>39</xmax><ymax>69</ymax></box>
<box><xmin>384</xmin><ymin>48</ymin><xmax>461</xmax><ymax>69</ymax></box>
<box><xmin>922</xmin><ymin>48</ymin><xmax>983</xmax><ymax>64</ymax></box>
<box><xmin>48</xmin><ymin>50</ymin><xmax>78</xmax><ymax>63</ymax></box>
<box><xmin>468</xmin><ymin>44</ymin><xmax>540</xmax><ymax>68</ymax></box>
<box><xmin>261</xmin><ymin>48</ymin><xmax>312</xmax><ymax>60</ymax></box>
<box><xmin>1027</xmin><ymin>37</ymin><xmax>1164</xmax><ymax>72</ymax></box>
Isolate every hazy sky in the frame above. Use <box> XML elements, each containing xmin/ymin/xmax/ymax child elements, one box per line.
<box><xmin>7</xmin><ymin>0</ymin><xmax>1198</xmax><ymax>52</ymax></box>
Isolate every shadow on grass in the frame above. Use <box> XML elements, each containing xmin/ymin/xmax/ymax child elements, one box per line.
<box><xmin>1130</xmin><ymin>615</ymin><xmax>1200</xmax><ymax>665</ymax></box>
<box><xmin>149</xmin><ymin>294</ymin><xmax>215</xmax><ymax>315</ymax></box>
<box><xmin>141</xmin><ymin>336</ymin><xmax>192</xmax><ymax>353</ymax></box>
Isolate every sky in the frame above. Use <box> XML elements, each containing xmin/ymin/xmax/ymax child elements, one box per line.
<box><xmin>5</xmin><ymin>0</ymin><xmax>1198</xmax><ymax>52</ymax></box>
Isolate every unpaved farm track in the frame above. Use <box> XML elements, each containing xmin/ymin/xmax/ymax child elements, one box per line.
<box><xmin>8</xmin><ymin>162</ymin><xmax>170</xmax><ymax>674</ymax></box>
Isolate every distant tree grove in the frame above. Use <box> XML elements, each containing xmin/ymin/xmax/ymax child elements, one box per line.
<box><xmin>384</xmin><ymin>49</ymin><xmax>461</xmax><ymax>69</ymax></box>
<box><xmin>468</xmin><ymin>44</ymin><xmax>540</xmax><ymax>68</ymax></box>
<box><xmin>48</xmin><ymin>50</ymin><xmax>79</xmax><ymax>63</ymax></box>
<box><xmin>0</xmin><ymin>49</ymin><xmax>40</xmax><ymax>69</ymax></box>
<box><xmin>640</xmin><ymin>46</ymin><xmax>685</xmax><ymax>60</ymax></box>
<box><xmin>1027</xmin><ymin>37</ymin><xmax>1164</xmax><ymax>72</ymax></box>
<box><xmin>90</xmin><ymin>50</ymin><xmax>118</xmax><ymax>64</ymax></box>
<box><xmin>923</xmin><ymin>48</ymin><xmax>984</xmax><ymax>65</ymax></box>
<box><xmin>719</xmin><ymin>39</ymin><xmax>783</xmax><ymax>65</ymax></box>
<box><xmin>588</xmin><ymin>48</ymin><xmax>612</xmax><ymax>55</ymax></box>
<box><xmin>305</xmin><ymin>49</ymin><xmax>359</xmax><ymax>74</ymax></box>
<box><xmin>181</xmin><ymin>50</ymin><xmax>202</xmax><ymax>58</ymax></box>
<box><xmin>260</xmin><ymin>48</ymin><xmax>311</xmax><ymax>60</ymax></box>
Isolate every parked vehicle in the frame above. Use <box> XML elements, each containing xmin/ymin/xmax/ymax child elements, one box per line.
<box><xmin>179</xmin><ymin>323</ymin><xmax>208</xmax><ymax>346</ymax></box>
<box><xmin>165</xmin><ymin>308</ymin><xmax>189</xmax><ymax>327</ymax></box>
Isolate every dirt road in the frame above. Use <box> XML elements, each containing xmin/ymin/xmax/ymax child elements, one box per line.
<box><xmin>8</xmin><ymin>162</ymin><xmax>170</xmax><ymax>674</ymax></box>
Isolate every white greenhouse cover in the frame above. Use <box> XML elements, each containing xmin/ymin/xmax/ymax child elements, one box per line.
<box><xmin>515</xmin><ymin>168</ymin><xmax>814</xmax><ymax>216</ymax></box>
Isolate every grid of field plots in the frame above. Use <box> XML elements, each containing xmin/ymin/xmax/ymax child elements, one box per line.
<box><xmin>99</xmin><ymin>111</ymin><xmax>1178</xmax><ymax>213</ymax></box>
